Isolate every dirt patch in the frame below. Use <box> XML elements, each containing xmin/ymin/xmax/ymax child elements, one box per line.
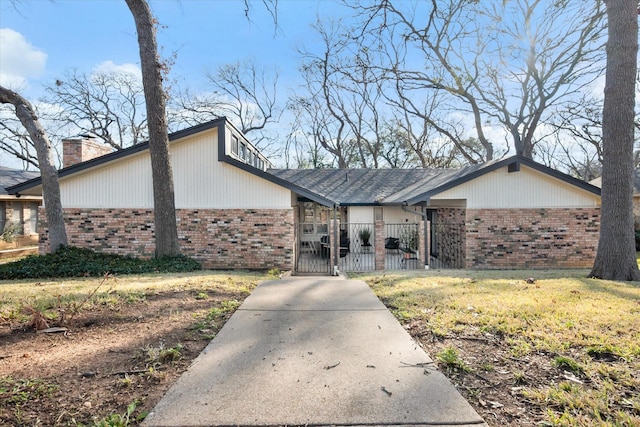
<box><xmin>0</xmin><ymin>287</ymin><xmax>247</xmax><ymax>426</ymax></box>
<box><xmin>404</xmin><ymin>320</ymin><xmax>620</xmax><ymax>427</ymax></box>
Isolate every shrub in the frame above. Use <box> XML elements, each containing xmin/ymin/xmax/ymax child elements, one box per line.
<box><xmin>0</xmin><ymin>246</ymin><xmax>201</xmax><ymax>279</ymax></box>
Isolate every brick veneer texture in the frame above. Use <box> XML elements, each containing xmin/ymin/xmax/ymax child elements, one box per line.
<box><xmin>39</xmin><ymin>208</ymin><xmax>294</xmax><ymax>270</ymax></box>
<box><xmin>62</xmin><ymin>139</ymin><xmax>112</xmax><ymax>168</ymax></box>
<box><xmin>465</xmin><ymin>208</ymin><xmax>600</xmax><ymax>269</ymax></box>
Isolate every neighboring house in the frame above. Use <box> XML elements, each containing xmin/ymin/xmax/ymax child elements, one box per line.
<box><xmin>590</xmin><ymin>171</ymin><xmax>640</xmax><ymax>225</ymax></box>
<box><xmin>0</xmin><ymin>166</ymin><xmax>42</xmax><ymax>248</ymax></box>
<box><xmin>9</xmin><ymin>118</ymin><xmax>601</xmax><ymax>273</ymax></box>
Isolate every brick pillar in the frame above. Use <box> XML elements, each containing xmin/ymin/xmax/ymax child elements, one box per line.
<box><xmin>374</xmin><ymin>220</ymin><xmax>385</xmax><ymax>270</ymax></box>
<box><xmin>426</xmin><ymin>220</ymin><xmax>431</xmax><ymax>269</ymax></box>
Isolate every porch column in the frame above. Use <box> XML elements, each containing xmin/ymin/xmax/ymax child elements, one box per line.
<box><xmin>426</xmin><ymin>220</ymin><xmax>431</xmax><ymax>269</ymax></box>
<box><xmin>418</xmin><ymin>220</ymin><xmax>429</xmax><ymax>269</ymax></box>
<box><xmin>330</xmin><ymin>218</ymin><xmax>340</xmax><ymax>275</ymax></box>
<box><xmin>374</xmin><ymin>220</ymin><xmax>385</xmax><ymax>270</ymax></box>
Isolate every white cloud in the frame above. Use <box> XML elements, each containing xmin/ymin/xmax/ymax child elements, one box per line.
<box><xmin>92</xmin><ymin>60</ymin><xmax>142</xmax><ymax>81</ymax></box>
<box><xmin>0</xmin><ymin>28</ymin><xmax>47</xmax><ymax>89</ymax></box>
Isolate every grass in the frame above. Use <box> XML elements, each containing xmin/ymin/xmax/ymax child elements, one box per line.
<box><xmin>356</xmin><ymin>269</ymin><xmax>640</xmax><ymax>426</ymax></box>
<box><xmin>0</xmin><ymin>270</ymin><xmax>262</xmax><ymax>330</ymax></box>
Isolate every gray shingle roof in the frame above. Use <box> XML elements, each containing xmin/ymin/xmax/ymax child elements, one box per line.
<box><xmin>0</xmin><ymin>166</ymin><xmax>40</xmax><ymax>195</ymax></box>
<box><xmin>267</xmin><ymin>168</ymin><xmax>432</xmax><ymax>205</ymax></box>
<box><xmin>269</xmin><ymin>156</ymin><xmax>600</xmax><ymax>206</ymax></box>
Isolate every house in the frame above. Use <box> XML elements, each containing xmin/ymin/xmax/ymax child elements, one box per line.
<box><xmin>8</xmin><ymin>118</ymin><xmax>601</xmax><ymax>273</ymax></box>
<box><xmin>590</xmin><ymin>171</ymin><xmax>640</xmax><ymax>225</ymax></box>
<box><xmin>0</xmin><ymin>166</ymin><xmax>41</xmax><ymax>250</ymax></box>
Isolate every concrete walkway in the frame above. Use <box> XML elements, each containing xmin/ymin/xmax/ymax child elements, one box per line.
<box><xmin>143</xmin><ymin>277</ymin><xmax>487</xmax><ymax>427</ymax></box>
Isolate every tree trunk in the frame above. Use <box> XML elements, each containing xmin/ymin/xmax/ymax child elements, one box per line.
<box><xmin>0</xmin><ymin>86</ymin><xmax>68</xmax><ymax>252</ymax></box>
<box><xmin>125</xmin><ymin>0</ymin><xmax>180</xmax><ymax>257</ymax></box>
<box><xmin>589</xmin><ymin>0</ymin><xmax>639</xmax><ymax>280</ymax></box>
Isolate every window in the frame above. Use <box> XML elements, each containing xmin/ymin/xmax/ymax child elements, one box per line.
<box><xmin>0</xmin><ymin>201</ymin><xmax>5</xmax><ymax>233</ymax></box>
<box><xmin>29</xmin><ymin>202</ymin><xmax>38</xmax><ymax>234</ymax></box>
<box><xmin>231</xmin><ymin>135</ymin><xmax>239</xmax><ymax>155</ymax></box>
<box><xmin>301</xmin><ymin>203</ymin><xmax>329</xmax><ymax>236</ymax></box>
<box><xmin>8</xmin><ymin>202</ymin><xmax>24</xmax><ymax>235</ymax></box>
<box><xmin>240</xmin><ymin>143</ymin><xmax>246</xmax><ymax>160</ymax></box>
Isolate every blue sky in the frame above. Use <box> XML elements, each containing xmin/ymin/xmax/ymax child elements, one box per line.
<box><xmin>0</xmin><ymin>0</ymin><xmax>334</xmax><ymax>99</ymax></box>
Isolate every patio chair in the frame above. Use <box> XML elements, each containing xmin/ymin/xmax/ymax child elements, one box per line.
<box><xmin>385</xmin><ymin>237</ymin><xmax>400</xmax><ymax>252</ymax></box>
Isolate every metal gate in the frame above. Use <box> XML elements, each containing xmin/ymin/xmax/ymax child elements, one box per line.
<box><xmin>296</xmin><ymin>222</ymin><xmax>331</xmax><ymax>274</ymax></box>
<box><xmin>337</xmin><ymin>223</ymin><xmax>375</xmax><ymax>272</ymax></box>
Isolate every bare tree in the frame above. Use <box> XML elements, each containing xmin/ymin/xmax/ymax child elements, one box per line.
<box><xmin>545</xmin><ymin>74</ymin><xmax>640</xmax><ymax>180</ymax></box>
<box><xmin>0</xmin><ymin>107</ymin><xmax>41</xmax><ymax>169</ymax></box>
<box><xmin>0</xmin><ymin>86</ymin><xmax>68</xmax><ymax>251</ymax></box>
<box><xmin>42</xmin><ymin>69</ymin><xmax>148</xmax><ymax>150</ymax></box>
<box><xmin>173</xmin><ymin>60</ymin><xmax>281</xmax><ymax>147</ymax></box>
<box><xmin>293</xmin><ymin>20</ymin><xmax>410</xmax><ymax>168</ymax></box>
<box><xmin>125</xmin><ymin>0</ymin><xmax>180</xmax><ymax>257</ymax></box>
<box><xmin>292</xmin><ymin>20</ymin><xmax>361</xmax><ymax>168</ymax></box>
<box><xmin>352</xmin><ymin>0</ymin><xmax>606</xmax><ymax>161</ymax></box>
<box><xmin>589</xmin><ymin>0</ymin><xmax>640</xmax><ymax>281</ymax></box>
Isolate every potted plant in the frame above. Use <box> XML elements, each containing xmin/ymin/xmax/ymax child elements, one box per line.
<box><xmin>359</xmin><ymin>227</ymin><xmax>372</xmax><ymax>251</ymax></box>
<box><xmin>400</xmin><ymin>225</ymin><xmax>419</xmax><ymax>258</ymax></box>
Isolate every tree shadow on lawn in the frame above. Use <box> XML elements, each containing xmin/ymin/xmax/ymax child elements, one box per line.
<box><xmin>575</xmin><ymin>276</ymin><xmax>640</xmax><ymax>301</ymax></box>
<box><xmin>0</xmin><ymin>287</ymin><xmax>253</xmax><ymax>426</ymax></box>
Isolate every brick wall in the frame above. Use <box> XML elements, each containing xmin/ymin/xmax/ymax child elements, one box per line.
<box><xmin>465</xmin><ymin>208</ymin><xmax>600</xmax><ymax>269</ymax></box>
<box><xmin>39</xmin><ymin>208</ymin><xmax>294</xmax><ymax>270</ymax></box>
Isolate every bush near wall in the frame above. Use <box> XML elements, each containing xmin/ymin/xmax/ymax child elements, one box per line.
<box><xmin>0</xmin><ymin>246</ymin><xmax>201</xmax><ymax>279</ymax></box>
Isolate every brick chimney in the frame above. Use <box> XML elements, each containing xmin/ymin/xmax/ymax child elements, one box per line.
<box><xmin>62</xmin><ymin>135</ymin><xmax>112</xmax><ymax>168</ymax></box>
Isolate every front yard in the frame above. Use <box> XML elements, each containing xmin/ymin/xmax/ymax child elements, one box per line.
<box><xmin>1</xmin><ymin>267</ymin><xmax>638</xmax><ymax>426</ymax></box>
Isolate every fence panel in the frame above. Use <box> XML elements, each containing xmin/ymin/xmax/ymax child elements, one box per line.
<box><xmin>385</xmin><ymin>223</ymin><xmax>421</xmax><ymax>270</ymax></box>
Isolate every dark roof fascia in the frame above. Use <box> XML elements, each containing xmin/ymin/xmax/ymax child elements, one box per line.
<box><xmin>215</xmin><ymin>128</ymin><xmax>336</xmax><ymax>208</ymax></box>
<box><xmin>337</xmin><ymin>202</ymin><xmax>382</xmax><ymax>207</ymax></box>
<box><xmin>400</xmin><ymin>155</ymin><xmax>601</xmax><ymax>205</ymax></box>
<box><xmin>8</xmin><ymin>118</ymin><xmax>229</xmax><ymax>195</ymax></box>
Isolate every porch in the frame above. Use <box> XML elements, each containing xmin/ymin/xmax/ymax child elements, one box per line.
<box><xmin>295</xmin><ymin>219</ymin><xmax>465</xmax><ymax>274</ymax></box>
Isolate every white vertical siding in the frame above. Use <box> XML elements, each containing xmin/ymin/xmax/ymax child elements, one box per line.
<box><xmin>60</xmin><ymin>127</ymin><xmax>291</xmax><ymax>209</ymax></box>
<box><xmin>60</xmin><ymin>152</ymin><xmax>153</xmax><ymax>208</ymax></box>
<box><xmin>347</xmin><ymin>206</ymin><xmax>423</xmax><ymax>224</ymax></box>
<box><xmin>172</xmin><ymin>130</ymin><xmax>291</xmax><ymax>208</ymax></box>
<box><xmin>383</xmin><ymin>206</ymin><xmax>422</xmax><ymax>224</ymax></box>
<box><xmin>432</xmin><ymin>166</ymin><xmax>599</xmax><ymax>208</ymax></box>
